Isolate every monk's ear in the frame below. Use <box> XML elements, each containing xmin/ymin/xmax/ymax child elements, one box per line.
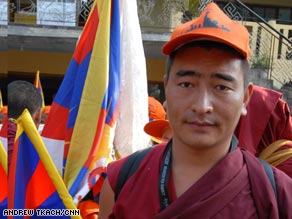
<box><xmin>241</xmin><ymin>83</ymin><xmax>253</xmax><ymax>116</ymax></box>
<box><xmin>32</xmin><ymin>107</ymin><xmax>42</xmax><ymax>128</ymax></box>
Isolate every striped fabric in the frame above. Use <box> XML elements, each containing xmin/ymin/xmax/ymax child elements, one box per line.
<box><xmin>41</xmin><ymin>0</ymin><xmax>120</xmax><ymax>202</ymax></box>
<box><xmin>0</xmin><ymin>139</ymin><xmax>7</xmax><ymax>219</ymax></box>
<box><xmin>8</xmin><ymin>109</ymin><xmax>81</xmax><ymax>219</ymax></box>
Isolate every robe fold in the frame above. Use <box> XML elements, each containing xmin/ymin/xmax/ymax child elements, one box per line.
<box><xmin>107</xmin><ymin>141</ymin><xmax>292</xmax><ymax>219</ymax></box>
<box><xmin>156</xmin><ymin>148</ymin><xmax>256</xmax><ymax>219</ymax></box>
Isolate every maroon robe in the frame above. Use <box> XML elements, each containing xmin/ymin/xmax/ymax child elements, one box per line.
<box><xmin>106</xmin><ymin>142</ymin><xmax>292</xmax><ymax>219</ymax></box>
<box><xmin>235</xmin><ymin>85</ymin><xmax>292</xmax><ymax>177</ymax></box>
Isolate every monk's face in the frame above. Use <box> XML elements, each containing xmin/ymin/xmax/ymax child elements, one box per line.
<box><xmin>164</xmin><ymin>46</ymin><xmax>252</xmax><ymax>150</ymax></box>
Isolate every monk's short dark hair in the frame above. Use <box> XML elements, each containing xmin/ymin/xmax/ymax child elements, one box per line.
<box><xmin>8</xmin><ymin>80</ymin><xmax>43</xmax><ymax>119</ymax></box>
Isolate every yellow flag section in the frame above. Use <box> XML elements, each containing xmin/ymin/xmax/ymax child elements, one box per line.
<box><xmin>0</xmin><ymin>139</ymin><xmax>7</xmax><ymax>215</ymax></box>
<box><xmin>0</xmin><ymin>139</ymin><xmax>7</xmax><ymax>174</ymax></box>
<box><xmin>0</xmin><ymin>140</ymin><xmax>8</xmax><ymax>218</ymax></box>
<box><xmin>11</xmin><ymin>109</ymin><xmax>81</xmax><ymax>218</ymax></box>
<box><xmin>0</xmin><ymin>140</ymin><xmax>7</xmax><ymax>174</ymax></box>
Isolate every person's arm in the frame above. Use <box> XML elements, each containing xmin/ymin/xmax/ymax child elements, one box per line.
<box><xmin>98</xmin><ymin>178</ymin><xmax>115</xmax><ymax>219</ymax></box>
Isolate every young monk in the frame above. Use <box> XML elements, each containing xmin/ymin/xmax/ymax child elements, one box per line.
<box><xmin>98</xmin><ymin>2</ymin><xmax>292</xmax><ymax>218</ymax></box>
<box><xmin>235</xmin><ymin>85</ymin><xmax>292</xmax><ymax>178</ymax></box>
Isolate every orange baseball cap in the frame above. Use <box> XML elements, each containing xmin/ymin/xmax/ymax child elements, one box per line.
<box><xmin>144</xmin><ymin>119</ymin><xmax>170</xmax><ymax>139</ymax></box>
<box><xmin>148</xmin><ymin>97</ymin><xmax>166</xmax><ymax>121</ymax></box>
<box><xmin>162</xmin><ymin>2</ymin><xmax>251</xmax><ymax>59</ymax></box>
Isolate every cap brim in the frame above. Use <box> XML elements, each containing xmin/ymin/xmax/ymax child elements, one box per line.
<box><xmin>144</xmin><ymin>119</ymin><xmax>170</xmax><ymax>139</ymax></box>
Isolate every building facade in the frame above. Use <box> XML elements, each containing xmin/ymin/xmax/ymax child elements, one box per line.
<box><xmin>1</xmin><ymin>0</ymin><xmax>292</xmax><ymax>106</ymax></box>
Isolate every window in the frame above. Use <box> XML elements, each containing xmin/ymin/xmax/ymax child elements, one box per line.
<box><xmin>266</xmin><ymin>8</ymin><xmax>277</xmax><ymax>20</ymax></box>
<box><xmin>253</xmin><ymin>7</ymin><xmax>265</xmax><ymax>19</ymax></box>
<box><xmin>278</xmin><ymin>8</ymin><xmax>291</xmax><ymax>23</ymax></box>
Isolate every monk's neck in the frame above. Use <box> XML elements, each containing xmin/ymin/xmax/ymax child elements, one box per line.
<box><xmin>171</xmin><ymin>140</ymin><xmax>230</xmax><ymax>197</ymax></box>
<box><xmin>172</xmin><ymin>139</ymin><xmax>230</xmax><ymax>166</ymax></box>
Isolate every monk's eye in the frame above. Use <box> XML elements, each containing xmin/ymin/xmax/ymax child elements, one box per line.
<box><xmin>178</xmin><ymin>82</ymin><xmax>193</xmax><ymax>88</ymax></box>
<box><xmin>216</xmin><ymin>85</ymin><xmax>231</xmax><ymax>91</ymax></box>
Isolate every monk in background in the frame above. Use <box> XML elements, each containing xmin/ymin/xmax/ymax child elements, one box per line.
<box><xmin>235</xmin><ymin>84</ymin><xmax>292</xmax><ymax>177</ymax></box>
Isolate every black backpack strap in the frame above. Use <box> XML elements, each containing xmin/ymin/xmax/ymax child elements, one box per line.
<box><xmin>258</xmin><ymin>158</ymin><xmax>278</xmax><ymax>200</ymax></box>
<box><xmin>115</xmin><ymin>147</ymin><xmax>153</xmax><ymax>201</ymax></box>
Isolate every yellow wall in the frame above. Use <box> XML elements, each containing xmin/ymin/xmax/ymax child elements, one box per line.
<box><xmin>7</xmin><ymin>50</ymin><xmax>166</xmax><ymax>82</ymax></box>
<box><xmin>146</xmin><ymin>58</ymin><xmax>166</xmax><ymax>82</ymax></box>
<box><xmin>8</xmin><ymin>50</ymin><xmax>72</xmax><ymax>75</ymax></box>
<box><xmin>0</xmin><ymin>52</ymin><xmax>7</xmax><ymax>75</ymax></box>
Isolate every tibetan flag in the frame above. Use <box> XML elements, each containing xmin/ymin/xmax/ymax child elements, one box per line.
<box><xmin>42</xmin><ymin>0</ymin><xmax>120</xmax><ymax>202</ymax></box>
<box><xmin>8</xmin><ymin>109</ymin><xmax>81</xmax><ymax>219</ymax></box>
<box><xmin>0</xmin><ymin>139</ymin><xmax>7</xmax><ymax>219</ymax></box>
<box><xmin>34</xmin><ymin>70</ymin><xmax>45</xmax><ymax>110</ymax></box>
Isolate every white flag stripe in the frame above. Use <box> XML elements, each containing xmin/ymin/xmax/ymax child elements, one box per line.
<box><xmin>114</xmin><ymin>0</ymin><xmax>150</xmax><ymax>157</ymax></box>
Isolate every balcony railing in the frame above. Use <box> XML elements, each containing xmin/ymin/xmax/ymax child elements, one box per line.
<box><xmin>218</xmin><ymin>0</ymin><xmax>292</xmax><ymax>90</ymax></box>
<box><xmin>5</xmin><ymin>0</ymin><xmax>197</xmax><ymax>27</ymax></box>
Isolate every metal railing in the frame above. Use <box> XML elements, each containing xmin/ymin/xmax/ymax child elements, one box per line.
<box><xmin>223</xmin><ymin>0</ymin><xmax>292</xmax><ymax>90</ymax></box>
<box><xmin>137</xmin><ymin>0</ymin><xmax>292</xmax><ymax>89</ymax></box>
